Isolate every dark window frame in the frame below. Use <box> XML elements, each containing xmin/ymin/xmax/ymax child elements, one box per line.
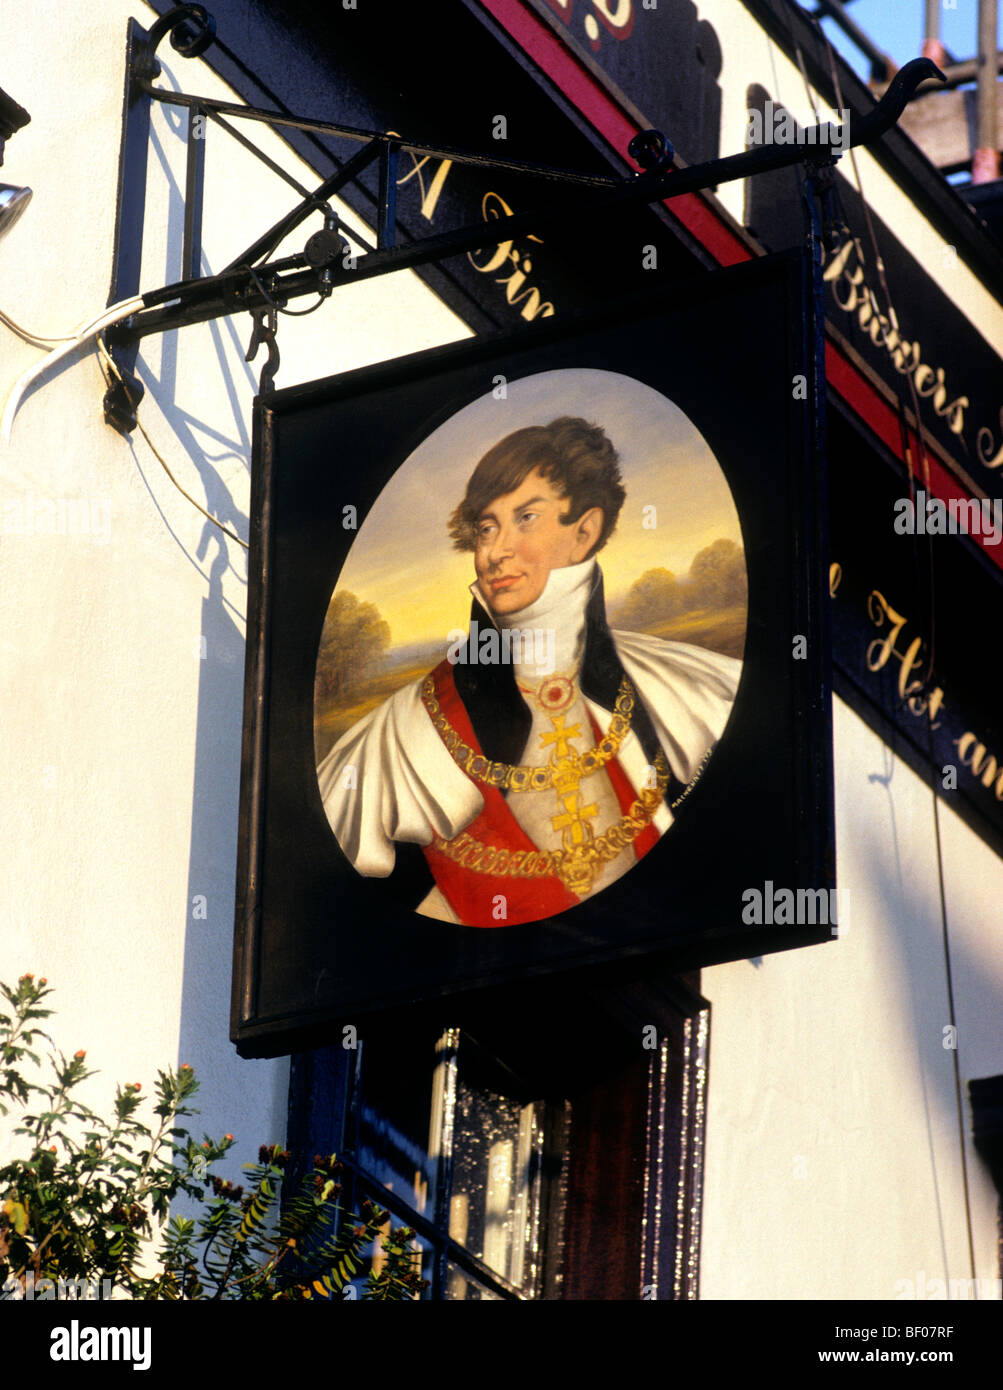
<box><xmin>286</xmin><ymin>974</ymin><xmax>710</xmax><ymax>1300</ymax></box>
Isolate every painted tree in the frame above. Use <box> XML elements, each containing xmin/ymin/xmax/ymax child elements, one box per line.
<box><xmin>688</xmin><ymin>539</ymin><xmax>747</xmax><ymax>610</ymax></box>
<box><xmin>618</xmin><ymin>567</ymin><xmax>683</xmax><ymax>630</ymax></box>
<box><xmin>315</xmin><ymin>591</ymin><xmax>391</xmax><ymax>701</ymax></box>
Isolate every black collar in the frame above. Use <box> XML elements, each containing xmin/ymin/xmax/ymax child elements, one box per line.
<box><xmin>451</xmin><ymin>567</ymin><xmax>662</xmax><ymax>768</ymax></box>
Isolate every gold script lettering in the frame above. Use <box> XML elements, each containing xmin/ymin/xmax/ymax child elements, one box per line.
<box><xmin>396</xmin><ymin>152</ymin><xmax>453</xmax><ymax>223</ymax></box>
<box><xmin>843</xmin><ymin>575</ymin><xmax>998</xmax><ymax>801</ymax></box>
<box><xmin>822</xmin><ymin>238</ymin><xmax>865</xmax><ymax>312</ymax></box>
<box><xmin>865</xmin><ymin>591</ymin><xmax>944</xmax><ymax>728</ymax></box>
<box><xmin>468</xmin><ymin>191</ymin><xmax>516</xmax><ymax>274</ymax></box>
<box><xmin>977</xmin><ymin>408</ymin><xmax>1003</xmax><ymax>469</ymax></box>
<box><xmin>593</xmin><ymin>0</ymin><xmax>633</xmax><ymax>29</ymax></box>
<box><xmin>956</xmin><ymin>732</ymin><xmax>1003</xmax><ymax>799</ymax></box>
<box><xmin>865</xmin><ymin>590</ymin><xmax>907</xmax><ymax>672</ymax></box>
<box><xmin>938</xmin><ymin>396</ymin><xmax>969</xmax><ymax>436</ymax></box>
<box><xmin>469</xmin><ymin>193</ymin><xmax>555</xmax><ymax>320</ymax></box>
<box><xmin>898</xmin><ymin>634</ymin><xmax>926</xmax><ymax>699</ymax></box>
<box><xmin>913</xmin><ymin>363</ymin><xmax>936</xmax><ymax>395</ymax></box>
<box><xmin>822</xmin><ymin>238</ymin><xmax>973</xmax><ymax>446</ymax></box>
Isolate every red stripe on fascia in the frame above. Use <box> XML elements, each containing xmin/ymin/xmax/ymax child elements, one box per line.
<box><xmin>670</xmin><ymin>191</ymin><xmax>751</xmax><ymax>267</ymax></box>
<box><xmin>483</xmin><ymin>0</ymin><xmax>638</xmax><ymax>154</ymax></box>
<box><xmin>481</xmin><ymin>0</ymin><xmax>751</xmax><ymax>265</ymax></box>
<box><xmin>825</xmin><ymin>341</ymin><xmax>903</xmax><ymax>458</ymax></box>
<box><xmin>827</xmin><ymin>341</ymin><xmax>1003</xmax><ymax>573</ymax></box>
<box><xmin>480</xmin><ymin>2</ymin><xmax>1003</xmax><ymax>571</ymax></box>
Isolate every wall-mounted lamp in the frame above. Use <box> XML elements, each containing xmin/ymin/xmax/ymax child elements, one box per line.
<box><xmin>0</xmin><ymin>184</ymin><xmax>31</xmax><ymax>243</ymax></box>
<box><xmin>0</xmin><ymin>85</ymin><xmax>31</xmax><ymax>245</ymax></box>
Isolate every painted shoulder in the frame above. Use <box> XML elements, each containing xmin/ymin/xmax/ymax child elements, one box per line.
<box><xmin>316</xmin><ymin>672</ymin><xmax>482</xmax><ymax>876</ymax></box>
<box><xmin>611</xmin><ymin>629</ymin><xmax>742</xmax><ymax>783</ymax></box>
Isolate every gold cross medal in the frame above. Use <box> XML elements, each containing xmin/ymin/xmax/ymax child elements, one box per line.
<box><xmin>541</xmin><ymin>712</ymin><xmax>601</xmax><ymax>896</ymax></box>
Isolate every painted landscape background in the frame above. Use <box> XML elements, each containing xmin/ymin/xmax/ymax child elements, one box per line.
<box><xmin>315</xmin><ymin>537</ymin><xmax>746</xmax><ymax>761</ymax></box>
<box><xmin>313</xmin><ymin>367</ymin><xmax>748</xmax><ymax>763</ymax></box>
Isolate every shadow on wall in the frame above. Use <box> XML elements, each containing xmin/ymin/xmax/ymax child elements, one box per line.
<box><xmin>743</xmin><ymin>85</ymin><xmax>810</xmax><ymax>251</ymax></box>
<box><xmin>128</xmin><ymin>103</ymin><xmax>290</xmax><ymax>1157</ymax></box>
<box><xmin>857</xmin><ymin>721</ymin><xmax>1003</xmax><ymax>1282</ymax></box>
<box><xmin>658</xmin><ymin>0</ymin><xmax>723</xmax><ymax>166</ymax></box>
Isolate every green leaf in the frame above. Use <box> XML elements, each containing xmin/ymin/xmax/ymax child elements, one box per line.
<box><xmin>1</xmin><ymin>1198</ymin><xmax>29</xmax><ymax>1235</ymax></box>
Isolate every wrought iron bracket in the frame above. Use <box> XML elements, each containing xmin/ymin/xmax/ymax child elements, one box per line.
<box><xmin>103</xmin><ymin>4</ymin><xmax>943</xmax><ymax>432</ymax></box>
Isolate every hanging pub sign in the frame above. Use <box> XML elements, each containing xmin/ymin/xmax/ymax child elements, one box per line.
<box><xmin>232</xmin><ymin>250</ymin><xmax>833</xmax><ymax>1055</ymax></box>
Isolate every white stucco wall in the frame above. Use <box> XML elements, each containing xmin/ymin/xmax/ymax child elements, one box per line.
<box><xmin>701</xmin><ymin>696</ymin><xmax>1003</xmax><ymax>1299</ymax></box>
<box><xmin>0</xmin><ymin>0</ymin><xmax>468</xmax><ymax>1186</ymax></box>
<box><xmin>1</xmin><ymin>0</ymin><xmax>999</xmax><ymax>1303</ymax></box>
<box><xmin>676</xmin><ymin>0</ymin><xmax>1003</xmax><ymax>1302</ymax></box>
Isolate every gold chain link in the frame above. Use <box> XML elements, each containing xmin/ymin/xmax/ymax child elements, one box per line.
<box><xmin>421</xmin><ymin>673</ymin><xmax>636</xmax><ymax>792</ymax></box>
<box><xmin>430</xmin><ymin>752</ymin><xmax>670</xmax><ymax>890</ymax></box>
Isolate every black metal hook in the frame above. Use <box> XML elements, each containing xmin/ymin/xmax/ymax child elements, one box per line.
<box><xmin>244</xmin><ymin>305</ymin><xmax>279</xmax><ymax>395</ymax></box>
<box><xmin>851</xmin><ymin>57</ymin><xmax>946</xmax><ymax>147</ymax></box>
<box><xmin>147</xmin><ymin>5</ymin><xmax>217</xmax><ymax>62</ymax></box>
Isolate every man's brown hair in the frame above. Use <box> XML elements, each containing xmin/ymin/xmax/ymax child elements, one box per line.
<box><xmin>448</xmin><ymin>416</ymin><xmax>626</xmax><ymax>555</ymax></box>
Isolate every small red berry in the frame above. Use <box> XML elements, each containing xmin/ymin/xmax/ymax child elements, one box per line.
<box><xmin>224</xmin><ymin>1134</ymin><xmax>233</xmax><ymax>1142</ymax></box>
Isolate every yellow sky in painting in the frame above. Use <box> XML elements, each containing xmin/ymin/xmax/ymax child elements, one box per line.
<box><xmin>332</xmin><ymin>368</ymin><xmax>744</xmax><ymax>650</ymax></box>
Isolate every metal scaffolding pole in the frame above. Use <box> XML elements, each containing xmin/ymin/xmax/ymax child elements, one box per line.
<box><xmin>923</xmin><ymin>0</ymin><xmax>948</xmax><ymax>69</ymax></box>
<box><xmin>974</xmin><ymin>0</ymin><xmax>1001</xmax><ymax>182</ymax></box>
<box><xmin>813</xmin><ymin>0</ymin><xmax>896</xmax><ymax>83</ymax></box>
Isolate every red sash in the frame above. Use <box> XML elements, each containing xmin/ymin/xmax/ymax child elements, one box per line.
<box><xmin>421</xmin><ymin>660</ymin><xmax>660</xmax><ymax>928</ymax></box>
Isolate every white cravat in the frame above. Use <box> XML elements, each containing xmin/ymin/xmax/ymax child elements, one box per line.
<box><xmin>470</xmin><ymin>557</ymin><xmax>596</xmax><ymax>684</ymax></box>
<box><xmin>469</xmin><ymin>559</ymin><xmax>637</xmax><ymax>899</ymax></box>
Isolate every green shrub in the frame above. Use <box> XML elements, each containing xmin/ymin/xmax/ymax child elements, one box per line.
<box><xmin>0</xmin><ymin>974</ymin><xmax>424</xmax><ymax>1300</ymax></box>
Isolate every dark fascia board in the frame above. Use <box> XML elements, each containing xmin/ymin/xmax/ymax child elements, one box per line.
<box><xmin>140</xmin><ymin>0</ymin><xmax>1001</xmax><ymax>300</ymax></box>
<box><xmin>740</xmin><ymin>0</ymin><xmax>1003</xmax><ymax>297</ymax></box>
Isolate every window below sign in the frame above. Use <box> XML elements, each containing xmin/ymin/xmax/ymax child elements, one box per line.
<box><xmin>347</xmin><ymin>1024</ymin><xmax>568</xmax><ymax>1298</ymax></box>
<box><xmin>287</xmin><ymin>978</ymin><xmax>709</xmax><ymax>1300</ymax></box>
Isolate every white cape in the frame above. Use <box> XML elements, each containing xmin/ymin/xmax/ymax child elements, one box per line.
<box><xmin>317</xmin><ymin>631</ymin><xmax>742</xmax><ymax>878</ymax></box>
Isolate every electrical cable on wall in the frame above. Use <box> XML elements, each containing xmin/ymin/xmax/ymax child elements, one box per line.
<box><xmin>797</xmin><ymin>23</ymin><xmax>980</xmax><ymax>1289</ymax></box>
<box><xmin>95</xmin><ymin>337</ymin><xmax>248</xmax><ymax>551</ymax></box>
<box><xmin>0</xmin><ymin>294</ymin><xmax>145</xmax><ymax>442</ymax></box>
<box><xmin>0</xmin><ymin>306</ymin><xmax>75</xmax><ymax>349</ymax></box>
<box><xmin>0</xmin><ymin>299</ymin><xmax>248</xmax><ymax>550</ymax></box>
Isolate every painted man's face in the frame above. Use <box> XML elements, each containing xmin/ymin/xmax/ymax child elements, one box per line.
<box><xmin>474</xmin><ymin>468</ymin><xmax>601</xmax><ymax>615</ymax></box>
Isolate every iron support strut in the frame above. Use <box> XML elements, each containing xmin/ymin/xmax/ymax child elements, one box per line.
<box><xmin>108</xmin><ymin>57</ymin><xmax>943</xmax><ymax>354</ymax></box>
<box><xmin>103</xmin><ymin>3</ymin><xmax>942</xmax><ymax>418</ymax></box>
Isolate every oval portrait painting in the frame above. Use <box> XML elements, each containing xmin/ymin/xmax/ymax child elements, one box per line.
<box><xmin>314</xmin><ymin>368</ymin><xmax>746</xmax><ymax>928</ymax></box>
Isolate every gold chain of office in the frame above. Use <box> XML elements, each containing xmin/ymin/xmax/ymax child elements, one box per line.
<box><xmin>420</xmin><ymin>673</ymin><xmax>637</xmax><ymax>791</ymax></box>
<box><xmin>430</xmin><ymin>752</ymin><xmax>670</xmax><ymax>891</ymax></box>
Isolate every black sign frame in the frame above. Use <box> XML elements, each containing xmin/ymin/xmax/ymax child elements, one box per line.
<box><xmin>233</xmin><ymin>250</ymin><xmax>833</xmax><ymax>1056</ymax></box>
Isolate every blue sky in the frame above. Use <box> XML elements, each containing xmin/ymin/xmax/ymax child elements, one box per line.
<box><xmin>815</xmin><ymin>0</ymin><xmax>1003</xmax><ymax>77</ymax></box>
